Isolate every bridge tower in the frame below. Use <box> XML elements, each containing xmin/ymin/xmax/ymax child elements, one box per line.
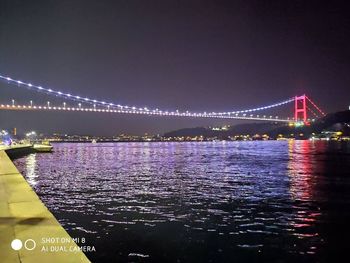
<box><xmin>294</xmin><ymin>95</ymin><xmax>307</xmax><ymax>122</ymax></box>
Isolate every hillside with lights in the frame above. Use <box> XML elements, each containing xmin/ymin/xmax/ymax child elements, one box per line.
<box><xmin>163</xmin><ymin>110</ymin><xmax>350</xmax><ymax>140</ymax></box>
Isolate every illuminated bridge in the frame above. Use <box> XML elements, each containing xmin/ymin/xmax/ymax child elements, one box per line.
<box><xmin>0</xmin><ymin>74</ymin><xmax>326</xmax><ymax>123</ymax></box>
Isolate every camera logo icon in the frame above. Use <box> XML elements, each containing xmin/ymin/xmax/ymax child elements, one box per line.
<box><xmin>11</xmin><ymin>239</ymin><xmax>36</xmax><ymax>251</ymax></box>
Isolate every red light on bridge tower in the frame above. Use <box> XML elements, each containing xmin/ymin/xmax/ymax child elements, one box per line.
<box><xmin>294</xmin><ymin>95</ymin><xmax>307</xmax><ymax>123</ymax></box>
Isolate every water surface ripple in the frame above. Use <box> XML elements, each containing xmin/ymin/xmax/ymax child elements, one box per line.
<box><xmin>14</xmin><ymin>141</ymin><xmax>350</xmax><ymax>262</ymax></box>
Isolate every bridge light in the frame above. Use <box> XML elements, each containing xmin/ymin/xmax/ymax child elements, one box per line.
<box><xmin>12</xmin><ymin>99</ymin><xmax>15</xmax><ymax>106</ymax></box>
<box><xmin>0</xmin><ymin>74</ymin><xmax>298</xmax><ymax>120</ymax></box>
<box><xmin>30</xmin><ymin>100</ymin><xmax>33</xmax><ymax>107</ymax></box>
<box><xmin>78</xmin><ymin>103</ymin><xmax>81</xmax><ymax>108</ymax></box>
<box><xmin>47</xmin><ymin>101</ymin><xmax>50</xmax><ymax>108</ymax></box>
<box><xmin>63</xmin><ymin>102</ymin><xmax>66</xmax><ymax>108</ymax></box>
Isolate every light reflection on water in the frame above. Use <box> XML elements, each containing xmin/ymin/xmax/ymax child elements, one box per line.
<box><xmin>13</xmin><ymin>141</ymin><xmax>350</xmax><ymax>262</ymax></box>
<box><xmin>25</xmin><ymin>153</ymin><xmax>38</xmax><ymax>186</ymax></box>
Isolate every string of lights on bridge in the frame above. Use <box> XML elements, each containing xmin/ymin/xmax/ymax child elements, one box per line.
<box><xmin>305</xmin><ymin>96</ymin><xmax>326</xmax><ymax>116</ymax></box>
<box><xmin>0</xmin><ymin>74</ymin><xmax>322</xmax><ymax>122</ymax></box>
<box><xmin>0</xmin><ymin>103</ymin><xmax>293</xmax><ymax>122</ymax></box>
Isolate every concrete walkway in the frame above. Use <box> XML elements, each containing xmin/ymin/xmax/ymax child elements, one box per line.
<box><xmin>0</xmin><ymin>149</ymin><xmax>90</xmax><ymax>262</ymax></box>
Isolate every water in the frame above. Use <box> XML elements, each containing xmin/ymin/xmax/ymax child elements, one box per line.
<box><xmin>13</xmin><ymin>141</ymin><xmax>350</xmax><ymax>262</ymax></box>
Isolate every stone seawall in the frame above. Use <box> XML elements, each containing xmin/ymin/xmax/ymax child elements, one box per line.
<box><xmin>0</xmin><ymin>149</ymin><xmax>90</xmax><ymax>263</ymax></box>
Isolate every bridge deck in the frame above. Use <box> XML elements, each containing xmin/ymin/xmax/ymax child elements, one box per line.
<box><xmin>0</xmin><ymin>148</ymin><xmax>90</xmax><ymax>263</ymax></box>
<box><xmin>0</xmin><ymin>104</ymin><xmax>291</xmax><ymax>122</ymax></box>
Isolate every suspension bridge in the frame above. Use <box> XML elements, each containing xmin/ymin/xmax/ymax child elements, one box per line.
<box><xmin>0</xmin><ymin>74</ymin><xmax>326</xmax><ymax>123</ymax></box>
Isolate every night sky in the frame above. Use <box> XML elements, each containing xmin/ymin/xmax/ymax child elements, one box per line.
<box><xmin>0</xmin><ymin>0</ymin><xmax>349</xmax><ymax>135</ymax></box>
